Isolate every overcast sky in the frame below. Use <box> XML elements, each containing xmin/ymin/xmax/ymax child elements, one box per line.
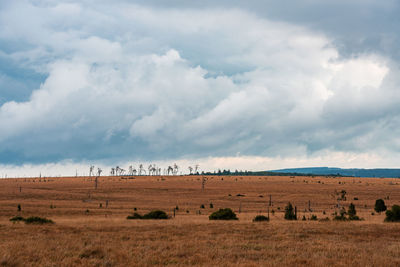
<box><xmin>1</xmin><ymin>0</ymin><xmax>400</xmax><ymax>176</ymax></box>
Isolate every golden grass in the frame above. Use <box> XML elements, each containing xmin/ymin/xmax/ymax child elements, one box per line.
<box><xmin>1</xmin><ymin>175</ymin><xmax>400</xmax><ymax>266</ymax></box>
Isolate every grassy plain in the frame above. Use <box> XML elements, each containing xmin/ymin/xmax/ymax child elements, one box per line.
<box><xmin>1</xmin><ymin>175</ymin><xmax>400</xmax><ymax>266</ymax></box>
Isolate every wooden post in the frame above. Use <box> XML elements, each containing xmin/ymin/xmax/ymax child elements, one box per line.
<box><xmin>269</xmin><ymin>195</ymin><xmax>272</xmax><ymax>206</ymax></box>
<box><xmin>95</xmin><ymin>177</ymin><xmax>98</xmax><ymax>190</ymax></box>
<box><xmin>295</xmin><ymin>206</ymin><xmax>297</xmax><ymax>219</ymax></box>
<box><xmin>308</xmin><ymin>200</ymin><xmax>311</xmax><ymax>211</ymax></box>
<box><xmin>173</xmin><ymin>208</ymin><xmax>176</xmax><ymax>218</ymax></box>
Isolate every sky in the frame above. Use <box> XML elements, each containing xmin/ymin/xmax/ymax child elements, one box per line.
<box><xmin>1</xmin><ymin>0</ymin><xmax>400</xmax><ymax>176</ymax></box>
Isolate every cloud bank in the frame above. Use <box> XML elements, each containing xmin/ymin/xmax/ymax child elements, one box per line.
<box><xmin>0</xmin><ymin>1</ymin><xmax>400</xmax><ymax>172</ymax></box>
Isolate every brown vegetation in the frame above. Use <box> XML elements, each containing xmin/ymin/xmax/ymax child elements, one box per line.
<box><xmin>1</xmin><ymin>175</ymin><xmax>400</xmax><ymax>266</ymax></box>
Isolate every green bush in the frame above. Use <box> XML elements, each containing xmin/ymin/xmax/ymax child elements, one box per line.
<box><xmin>127</xmin><ymin>210</ymin><xmax>169</xmax><ymax>220</ymax></box>
<box><xmin>375</xmin><ymin>199</ymin><xmax>387</xmax><ymax>213</ymax></box>
<box><xmin>284</xmin><ymin>202</ymin><xmax>297</xmax><ymax>220</ymax></box>
<box><xmin>10</xmin><ymin>216</ymin><xmax>25</xmax><ymax>222</ymax></box>
<box><xmin>385</xmin><ymin>205</ymin><xmax>400</xmax><ymax>222</ymax></box>
<box><xmin>24</xmin><ymin>216</ymin><xmax>54</xmax><ymax>224</ymax></box>
<box><xmin>310</xmin><ymin>215</ymin><xmax>318</xmax><ymax>221</ymax></box>
<box><xmin>209</xmin><ymin>208</ymin><xmax>238</xmax><ymax>220</ymax></box>
<box><xmin>126</xmin><ymin>213</ymin><xmax>143</xmax><ymax>219</ymax></box>
<box><xmin>142</xmin><ymin>210</ymin><xmax>169</xmax><ymax>219</ymax></box>
<box><xmin>253</xmin><ymin>215</ymin><xmax>269</xmax><ymax>222</ymax></box>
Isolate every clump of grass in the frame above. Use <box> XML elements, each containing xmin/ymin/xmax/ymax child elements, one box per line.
<box><xmin>79</xmin><ymin>248</ymin><xmax>105</xmax><ymax>259</ymax></box>
<box><xmin>253</xmin><ymin>215</ymin><xmax>269</xmax><ymax>222</ymax></box>
<box><xmin>24</xmin><ymin>216</ymin><xmax>54</xmax><ymax>224</ymax></box>
<box><xmin>209</xmin><ymin>208</ymin><xmax>238</xmax><ymax>220</ymax></box>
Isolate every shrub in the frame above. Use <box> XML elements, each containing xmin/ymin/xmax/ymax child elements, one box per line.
<box><xmin>127</xmin><ymin>210</ymin><xmax>169</xmax><ymax>220</ymax></box>
<box><xmin>209</xmin><ymin>208</ymin><xmax>238</xmax><ymax>220</ymax></box>
<box><xmin>10</xmin><ymin>216</ymin><xmax>25</xmax><ymax>222</ymax></box>
<box><xmin>375</xmin><ymin>199</ymin><xmax>387</xmax><ymax>213</ymax></box>
<box><xmin>333</xmin><ymin>215</ymin><xmax>347</xmax><ymax>221</ymax></box>
<box><xmin>302</xmin><ymin>215</ymin><xmax>306</xmax><ymax>221</ymax></box>
<box><xmin>348</xmin><ymin>203</ymin><xmax>356</xmax><ymax>217</ymax></box>
<box><xmin>385</xmin><ymin>205</ymin><xmax>400</xmax><ymax>222</ymax></box>
<box><xmin>24</xmin><ymin>216</ymin><xmax>54</xmax><ymax>224</ymax></box>
<box><xmin>126</xmin><ymin>213</ymin><xmax>143</xmax><ymax>219</ymax></box>
<box><xmin>209</xmin><ymin>203</ymin><xmax>214</xmax><ymax>208</ymax></box>
<box><xmin>142</xmin><ymin>210</ymin><xmax>169</xmax><ymax>219</ymax></box>
<box><xmin>200</xmin><ymin>204</ymin><xmax>205</xmax><ymax>209</ymax></box>
<box><xmin>253</xmin><ymin>215</ymin><xmax>269</xmax><ymax>222</ymax></box>
<box><xmin>284</xmin><ymin>202</ymin><xmax>297</xmax><ymax>220</ymax></box>
<box><xmin>17</xmin><ymin>204</ymin><xmax>21</xmax><ymax>211</ymax></box>
<box><xmin>310</xmin><ymin>215</ymin><xmax>318</xmax><ymax>221</ymax></box>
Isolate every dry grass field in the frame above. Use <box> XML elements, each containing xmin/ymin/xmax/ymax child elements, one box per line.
<box><xmin>1</xmin><ymin>175</ymin><xmax>400</xmax><ymax>266</ymax></box>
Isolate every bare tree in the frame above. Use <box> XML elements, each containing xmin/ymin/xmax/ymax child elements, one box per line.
<box><xmin>188</xmin><ymin>166</ymin><xmax>193</xmax><ymax>175</ymax></box>
<box><xmin>128</xmin><ymin>165</ymin><xmax>133</xmax><ymax>176</ymax></box>
<box><xmin>110</xmin><ymin>168</ymin><xmax>115</xmax><ymax>176</ymax></box>
<box><xmin>173</xmin><ymin>164</ymin><xmax>179</xmax><ymax>175</ymax></box>
<box><xmin>167</xmin><ymin>166</ymin><xmax>173</xmax><ymax>175</ymax></box>
<box><xmin>89</xmin><ymin>165</ymin><xmax>95</xmax><ymax>177</ymax></box>
<box><xmin>139</xmin><ymin>164</ymin><xmax>145</xmax><ymax>175</ymax></box>
<box><xmin>97</xmin><ymin>168</ymin><xmax>102</xmax><ymax>176</ymax></box>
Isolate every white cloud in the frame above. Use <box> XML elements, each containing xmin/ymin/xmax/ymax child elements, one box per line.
<box><xmin>0</xmin><ymin>1</ymin><xmax>399</xmax><ymax>171</ymax></box>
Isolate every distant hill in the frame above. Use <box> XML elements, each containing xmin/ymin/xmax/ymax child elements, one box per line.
<box><xmin>271</xmin><ymin>167</ymin><xmax>400</xmax><ymax>178</ymax></box>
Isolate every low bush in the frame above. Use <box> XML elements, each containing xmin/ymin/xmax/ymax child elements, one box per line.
<box><xmin>385</xmin><ymin>205</ymin><xmax>400</xmax><ymax>222</ymax></box>
<box><xmin>309</xmin><ymin>215</ymin><xmax>318</xmax><ymax>221</ymax></box>
<box><xmin>375</xmin><ymin>199</ymin><xmax>387</xmax><ymax>213</ymax></box>
<box><xmin>9</xmin><ymin>216</ymin><xmax>25</xmax><ymax>222</ymax></box>
<box><xmin>284</xmin><ymin>202</ymin><xmax>296</xmax><ymax>220</ymax></box>
<box><xmin>209</xmin><ymin>208</ymin><xmax>238</xmax><ymax>220</ymax></box>
<box><xmin>142</xmin><ymin>210</ymin><xmax>169</xmax><ymax>219</ymax></box>
<box><xmin>24</xmin><ymin>216</ymin><xmax>54</xmax><ymax>224</ymax></box>
<box><xmin>127</xmin><ymin>210</ymin><xmax>169</xmax><ymax>220</ymax></box>
<box><xmin>126</xmin><ymin>213</ymin><xmax>143</xmax><ymax>219</ymax></box>
<box><xmin>253</xmin><ymin>215</ymin><xmax>269</xmax><ymax>222</ymax></box>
